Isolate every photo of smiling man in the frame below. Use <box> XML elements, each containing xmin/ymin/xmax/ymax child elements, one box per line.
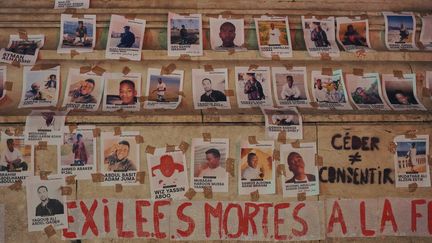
<box><xmin>103</xmin><ymin>72</ymin><xmax>141</xmax><ymax>111</ymax></box>
<box><xmin>280</xmin><ymin>143</ymin><xmax>319</xmax><ymax>197</ymax></box>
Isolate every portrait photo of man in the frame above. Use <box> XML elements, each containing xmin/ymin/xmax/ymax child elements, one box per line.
<box><xmin>217</xmin><ymin>22</ymin><xmax>238</xmax><ymax>49</ymax></box>
<box><xmin>117</xmin><ymin>25</ymin><xmax>135</xmax><ymax>48</ymax></box>
<box><xmin>310</xmin><ymin>21</ymin><xmax>330</xmax><ymax>47</ymax></box>
<box><xmin>313</xmin><ymin>78</ymin><xmax>328</xmax><ymax>102</ymax></box>
<box><xmin>280</xmin><ymin>75</ymin><xmax>301</xmax><ymax>100</ymax></box>
<box><xmin>25</xmin><ymin>83</ymin><xmax>43</xmax><ymax>101</ymax></box>
<box><xmin>74</xmin><ymin>20</ymin><xmax>88</xmax><ymax>45</ymax></box>
<box><xmin>72</xmin><ymin>133</ymin><xmax>88</xmax><ymax>166</ymax></box>
<box><xmin>0</xmin><ymin>139</ymin><xmax>28</xmax><ymax>172</ymax></box>
<box><xmin>285</xmin><ymin>152</ymin><xmax>316</xmax><ymax>183</ymax></box>
<box><xmin>152</xmin><ymin>78</ymin><xmax>167</xmax><ymax>102</ymax></box>
<box><xmin>244</xmin><ymin>73</ymin><xmax>265</xmax><ymax>100</ymax></box>
<box><xmin>69</xmin><ymin>78</ymin><xmax>97</xmax><ymax>104</ymax></box>
<box><xmin>196</xmin><ymin>148</ymin><xmax>226</xmax><ymax>177</ymax></box>
<box><xmin>106</xmin><ymin>140</ymin><xmax>137</xmax><ymax>171</ymax></box>
<box><xmin>200</xmin><ymin>78</ymin><xmax>227</xmax><ymax>102</ymax></box>
<box><xmin>35</xmin><ymin>185</ymin><xmax>64</xmax><ymax>217</ymax></box>
<box><xmin>241</xmin><ymin>152</ymin><xmax>264</xmax><ymax>180</ymax></box>
<box><xmin>44</xmin><ymin>74</ymin><xmax>57</xmax><ymax>89</ymax></box>
<box><xmin>268</xmin><ymin>22</ymin><xmax>281</xmax><ymax>45</ymax></box>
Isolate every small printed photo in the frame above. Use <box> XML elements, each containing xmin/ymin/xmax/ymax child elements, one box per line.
<box><xmin>394</xmin><ymin>135</ymin><xmax>430</xmax><ymax>188</ymax></box>
<box><xmin>60</xmin><ymin>126</ymin><xmax>95</xmax><ymax>172</ymax></box>
<box><xmin>170</xmin><ymin>17</ymin><xmax>200</xmax><ymax>45</ymax></box>
<box><xmin>58</xmin><ymin>14</ymin><xmax>96</xmax><ymax>53</ymax></box>
<box><xmin>192</xmin><ymin>68</ymin><xmax>230</xmax><ymax>109</ymax></box>
<box><xmin>381</xmin><ymin>74</ymin><xmax>425</xmax><ymax>110</ymax></box>
<box><xmin>0</xmin><ymin>133</ymin><xmax>33</xmax><ymax>175</ymax></box>
<box><xmin>0</xmin><ymin>35</ymin><xmax>45</xmax><ymax>65</ymax></box>
<box><xmin>240</xmin><ymin>146</ymin><xmax>273</xmax><ymax>181</ymax></box>
<box><xmin>256</xmin><ymin>20</ymin><xmax>289</xmax><ymax>46</ymax></box>
<box><xmin>262</xmin><ymin>107</ymin><xmax>303</xmax><ymax>140</ymax></box>
<box><xmin>235</xmin><ymin>66</ymin><xmax>273</xmax><ymax>108</ymax></box>
<box><xmin>272</xmin><ymin>67</ymin><xmax>310</xmax><ymax>107</ymax></box>
<box><xmin>336</xmin><ymin>18</ymin><xmax>371</xmax><ymax>52</ymax></box>
<box><xmin>147</xmin><ymin>147</ymin><xmax>189</xmax><ymax>200</ymax></box>
<box><xmin>255</xmin><ymin>17</ymin><xmax>293</xmax><ymax>58</ymax></box>
<box><xmin>168</xmin><ymin>13</ymin><xmax>203</xmax><ymax>56</ymax></box>
<box><xmin>19</xmin><ymin>66</ymin><xmax>60</xmax><ymax>108</ymax></box>
<box><xmin>0</xmin><ymin>66</ymin><xmax>6</xmax><ymax>101</ymax></box>
<box><xmin>192</xmin><ymin>140</ymin><xmax>228</xmax><ymax>178</ymax></box>
<box><xmin>24</xmin><ymin>110</ymin><xmax>66</xmax><ymax>145</ymax></box>
<box><xmin>420</xmin><ymin>15</ymin><xmax>432</xmax><ymax>49</ymax></box>
<box><xmin>302</xmin><ymin>16</ymin><xmax>340</xmax><ymax>57</ymax></box>
<box><xmin>102</xmin><ymin>135</ymin><xmax>138</xmax><ymax>172</ymax></box>
<box><xmin>209</xmin><ymin>18</ymin><xmax>245</xmax><ymax>51</ymax></box>
<box><xmin>383</xmin><ymin>12</ymin><xmax>417</xmax><ymax>50</ymax></box>
<box><xmin>62</xmin><ymin>68</ymin><xmax>104</xmax><ymax>111</ymax></box>
<box><xmin>280</xmin><ymin>143</ymin><xmax>319</xmax><ymax>197</ymax></box>
<box><xmin>311</xmin><ymin>70</ymin><xmax>351</xmax><ymax>110</ymax></box>
<box><xmin>145</xmin><ymin>68</ymin><xmax>184</xmax><ymax>109</ymax></box>
<box><xmin>26</xmin><ymin>176</ymin><xmax>67</xmax><ymax>231</ymax></box>
<box><xmin>103</xmin><ymin>73</ymin><xmax>141</xmax><ymax>111</ymax></box>
<box><xmin>346</xmin><ymin>73</ymin><xmax>390</xmax><ymax>110</ymax></box>
<box><xmin>61</xmin><ymin>132</ymin><xmax>93</xmax><ymax>166</ymax></box>
<box><xmin>106</xmin><ymin>15</ymin><xmax>146</xmax><ymax>60</ymax></box>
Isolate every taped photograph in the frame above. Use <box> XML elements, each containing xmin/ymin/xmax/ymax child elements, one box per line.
<box><xmin>394</xmin><ymin>135</ymin><xmax>430</xmax><ymax>188</ymax></box>
<box><xmin>168</xmin><ymin>12</ymin><xmax>203</xmax><ymax>56</ymax></box>
<box><xmin>346</xmin><ymin>73</ymin><xmax>390</xmax><ymax>110</ymax></box>
<box><xmin>192</xmin><ymin>68</ymin><xmax>230</xmax><ymax>109</ymax></box>
<box><xmin>57</xmin><ymin>14</ymin><xmax>96</xmax><ymax>53</ymax></box>
<box><xmin>59</xmin><ymin>125</ymin><xmax>96</xmax><ymax>180</ymax></box>
<box><xmin>209</xmin><ymin>17</ymin><xmax>246</xmax><ymax>52</ymax></box>
<box><xmin>235</xmin><ymin>66</ymin><xmax>273</xmax><ymax>108</ymax></box>
<box><xmin>262</xmin><ymin>107</ymin><xmax>303</xmax><ymax>140</ymax></box>
<box><xmin>0</xmin><ymin>35</ymin><xmax>44</xmax><ymax>65</ymax></box>
<box><xmin>100</xmin><ymin>131</ymin><xmax>140</xmax><ymax>185</ymax></box>
<box><xmin>102</xmin><ymin>72</ymin><xmax>141</xmax><ymax>111</ymax></box>
<box><xmin>105</xmin><ymin>14</ymin><xmax>146</xmax><ymax>61</ymax></box>
<box><xmin>24</xmin><ymin>110</ymin><xmax>66</xmax><ymax>145</ymax></box>
<box><xmin>144</xmin><ymin>68</ymin><xmax>184</xmax><ymax>109</ymax></box>
<box><xmin>280</xmin><ymin>143</ymin><xmax>319</xmax><ymax>197</ymax></box>
<box><xmin>302</xmin><ymin>16</ymin><xmax>340</xmax><ymax>57</ymax></box>
<box><xmin>382</xmin><ymin>73</ymin><xmax>425</xmax><ymax>110</ymax></box>
<box><xmin>311</xmin><ymin>69</ymin><xmax>352</xmax><ymax>110</ymax></box>
<box><xmin>26</xmin><ymin>176</ymin><xmax>67</xmax><ymax>232</ymax></box>
<box><xmin>272</xmin><ymin>66</ymin><xmax>311</xmax><ymax>107</ymax></box>
<box><xmin>62</xmin><ymin>68</ymin><xmax>104</xmax><ymax>111</ymax></box>
<box><xmin>0</xmin><ymin>131</ymin><xmax>33</xmax><ymax>186</ymax></box>
<box><xmin>147</xmin><ymin>147</ymin><xmax>189</xmax><ymax>200</ymax></box>
<box><xmin>191</xmin><ymin>138</ymin><xmax>229</xmax><ymax>192</ymax></box>
<box><xmin>239</xmin><ymin>140</ymin><xmax>274</xmax><ymax>195</ymax></box>
<box><xmin>383</xmin><ymin>12</ymin><xmax>417</xmax><ymax>50</ymax></box>
<box><xmin>255</xmin><ymin>16</ymin><xmax>292</xmax><ymax>58</ymax></box>
<box><xmin>18</xmin><ymin>65</ymin><xmax>60</xmax><ymax>108</ymax></box>
<box><xmin>420</xmin><ymin>15</ymin><xmax>432</xmax><ymax>50</ymax></box>
<box><xmin>336</xmin><ymin>17</ymin><xmax>372</xmax><ymax>52</ymax></box>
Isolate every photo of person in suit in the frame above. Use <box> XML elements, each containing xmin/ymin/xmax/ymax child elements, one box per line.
<box><xmin>285</xmin><ymin>152</ymin><xmax>316</xmax><ymax>183</ymax></box>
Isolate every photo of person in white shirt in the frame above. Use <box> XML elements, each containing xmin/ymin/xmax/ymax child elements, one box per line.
<box><xmin>196</xmin><ymin>148</ymin><xmax>226</xmax><ymax>178</ymax></box>
<box><xmin>280</xmin><ymin>75</ymin><xmax>301</xmax><ymax>100</ymax></box>
<box><xmin>152</xmin><ymin>78</ymin><xmax>167</xmax><ymax>102</ymax></box>
<box><xmin>0</xmin><ymin>139</ymin><xmax>28</xmax><ymax>172</ymax></box>
<box><xmin>268</xmin><ymin>23</ymin><xmax>281</xmax><ymax>45</ymax></box>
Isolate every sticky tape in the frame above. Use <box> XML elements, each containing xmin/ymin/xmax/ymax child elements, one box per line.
<box><xmin>91</xmin><ymin>173</ymin><xmax>104</xmax><ymax>182</ymax></box>
<box><xmin>184</xmin><ymin>188</ymin><xmax>197</xmax><ymax>200</ymax></box>
<box><xmin>136</xmin><ymin>171</ymin><xmax>145</xmax><ymax>184</ymax></box>
<box><xmin>250</xmin><ymin>190</ymin><xmax>259</xmax><ymax>202</ymax></box>
<box><xmin>115</xmin><ymin>184</ymin><xmax>123</xmax><ymax>193</ymax></box>
<box><xmin>225</xmin><ymin>158</ymin><xmax>235</xmax><ymax>177</ymax></box>
<box><xmin>65</xmin><ymin>175</ymin><xmax>76</xmax><ymax>185</ymax></box>
<box><xmin>202</xmin><ymin>133</ymin><xmax>211</xmax><ymax>142</ymax></box>
<box><xmin>114</xmin><ymin>127</ymin><xmax>121</xmax><ymax>136</ymax></box>
<box><xmin>315</xmin><ymin>154</ymin><xmax>323</xmax><ymax>166</ymax></box>
<box><xmin>8</xmin><ymin>180</ymin><xmax>22</xmax><ymax>191</ymax></box>
<box><xmin>145</xmin><ymin>145</ymin><xmax>156</xmax><ymax>154</ymax></box>
<box><xmin>122</xmin><ymin>66</ymin><xmax>131</xmax><ymax>75</ymax></box>
<box><xmin>297</xmin><ymin>192</ymin><xmax>306</xmax><ymax>201</ymax></box>
<box><xmin>203</xmin><ymin>186</ymin><xmax>213</xmax><ymax>199</ymax></box>
<box><xmin>135</xmin><ymin>135</ymin><xmax>144</xmax><ymax>144</ymax></box>
<box><xmin>179</xmin><ymin>141</ymin><xmax>190</xmax><ymax>153</ymax></box>
<box><xmin>92</xmin><ymin>128</ymin><xmax>101</xmax><ymax>137</ymax></box>
<box><xmin>248</xmin><ymin>136</ymin><xmax>258</xmax><ymax>144</ymax></box>
<box><xmin>44</xmin><ymin>225</ymin><xmax>56</xmax><ymax>238</ymax></box>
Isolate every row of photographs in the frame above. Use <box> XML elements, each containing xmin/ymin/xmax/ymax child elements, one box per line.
<box><xmin>4</xmin><ymin>128</ymin><xmax>430</xmax><ymax>232</ymax></box>
<box><xmin>0</xmin><ymin>65</ymin><xmax>430</xmax><ymax>111</ymax></box>
<box><xmin>1</xmin><ymin>12</ymin><xmax>432</xmax><ymax>66</ymax></box>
